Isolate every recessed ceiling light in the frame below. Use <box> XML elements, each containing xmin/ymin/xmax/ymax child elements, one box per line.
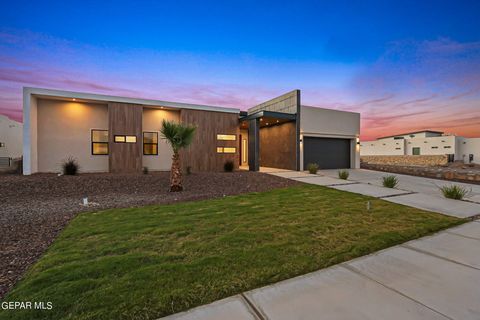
<box><xmin>72</xmin><ymin>98</ymin><xmax>76</xmax><ymax>101</ymax></box>
<box><xmin>260</xmin><ymin>118</ymin><xmax>263</xmax><ymax>121</ymax></box>
<box><xmin>266</xmin><ymin>123</ymin><xmax>269</xmax><ymax>125</ymax></box>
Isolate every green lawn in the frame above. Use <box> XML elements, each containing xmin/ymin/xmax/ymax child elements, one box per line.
<box><xmin>1</xmin><ymin>184</ymin><xmax>462</xmax><ymax>320</ymax></box>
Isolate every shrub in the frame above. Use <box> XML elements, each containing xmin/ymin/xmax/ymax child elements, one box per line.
<box><xmin>307</xmin><ymin>163</ymin><xmax>319</xmax><ymax>174</ymax></box>
<box><xmin>142</xmin><ymin>166</ymin><xmax>149</xmax><ymax>175</ymax></box>
<box><xmin>224</xmin><ymin>160</ymin><xmax>234</xmax><ymax>172</ymax></box>
<box><xmin>338</xmin><ymin>170</ymin><xmax>349</xmax><ymax>180</ymax></box>
<box><xmin>62</xmin><ymin>157</ymin><xmax>79</xmax><ymax>175</ymax></box>
<box><xmin>440</xmin><ymin>185</ymin><xmax>469</xmax><ymax>200</ymax></box>
<box><xmin>382</xmin><ymin>175</ymin><xmax>398</xmax><ymax>188</ymax></box>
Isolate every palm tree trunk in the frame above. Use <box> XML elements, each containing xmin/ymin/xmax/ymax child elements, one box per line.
<box><xmin>170</xmin><ymin>151</ymin><xmax>183</xmax><ymax>192</ymax></box>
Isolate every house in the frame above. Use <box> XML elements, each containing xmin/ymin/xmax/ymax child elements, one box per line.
<box><xmin>23</xmin><ymin>87</ymin><xmax>360</xmax><ymax>174</ymax></box>
<box><xmin>360</xmin><ymin>130</ymin><xmax>480</xmax><ymax>164</ymax></box>
<box><xmin>0</xmin><ymin>114</ymin><xmax>23</xmax><ymax>168</ymax></box>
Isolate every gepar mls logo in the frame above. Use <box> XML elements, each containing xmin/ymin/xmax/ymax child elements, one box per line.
<box><xmin>1</xmin><ymin>301</ymin><xmax>53</xmax><ymax>310</ymax></box>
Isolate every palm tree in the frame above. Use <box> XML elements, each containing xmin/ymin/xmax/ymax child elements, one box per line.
<box><xmin>160</xmin><ymin>119</ymin><xmax>196</xmax><ymax>192</ymax></box>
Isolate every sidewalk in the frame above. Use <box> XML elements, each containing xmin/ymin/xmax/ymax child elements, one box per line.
<box><xmin>161</xmin><ymin>221</ymin><xmax>480</xmax><ymax>320</ymax></box>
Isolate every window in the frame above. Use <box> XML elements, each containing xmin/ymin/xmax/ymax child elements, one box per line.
<box><xmin>143</xmin><ymin>132</ymin><xmax>158</xmax><ymax>155</ymax></box>
<box><xmin>217</xmin><ymin>134</ymin><xmax>236</xmax><ymax>141</ymax></box>
<box><xmin>444</xmin><ymin>146</ymin><xmax>451</xmax><ymax>149</ymax></box>
<box><xmin>91</xmin><ymin>130</ymin><xmax>108</xmax><ymax>155</ymax></box>
<box><xmin>114</xmin><ymin>135</ymin><xmax>137</xmax><ymax>143</ymax></box>
<box><xmin>217</xmin><ymin>147</ymin><xmax>236</xmax><ymax>153</ymax></box>
<box><xmin>395</xmin><ymin>147</ymin><xmax>401</xmax><ymax>150</ymax></box>
<box><xmin>0</xmin><ymin>142</ymin><xmax>4</xmax><ymax>148</ymax></box>
<box><xmin>431</xmin><ymin>146</ymin><xmax>439</xmax><ymax>149</ymax></box>
<box><xmin>412</xmin><ymin>147</ymin><xmax>421</xmax><ymax>155</ymax></box>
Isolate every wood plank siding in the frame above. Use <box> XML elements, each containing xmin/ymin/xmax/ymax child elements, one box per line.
<box><xmin>259</xmin><ymin>121</ymin><xmax>296</xmax><ymax>170</ymax></box>
<box><xmin>108</xmin><ymin>103</ymin><xmax>143</xmax><ymax>173</ymax></box>
<box><xmin>180</xmin><ymin>109</ymin><xmax>239</xmax><ymax>172</ymax></box>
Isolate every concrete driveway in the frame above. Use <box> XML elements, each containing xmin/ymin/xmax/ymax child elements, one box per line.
<box><xmin>161</xmin><ymin>222</ymin><xmax>480</xmax><ymax>320</ymax></box>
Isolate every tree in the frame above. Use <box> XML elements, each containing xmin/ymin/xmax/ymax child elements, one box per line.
<box><xmin>160</xmin><ymin>119</ymin><xmax>196</xmax><ymax>192</ymax></box>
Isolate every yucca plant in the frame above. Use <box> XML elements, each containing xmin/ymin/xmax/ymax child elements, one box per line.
<box><xmin>307</xmin><ymin>163</ymin><xmax>319</xmax><ymax>174</ymax></box>
<box><xmin>440</xmin><ymin>185</ymin><xmax>469</xmax><ymax>200</ymax></box>
<box><xmin>160</xmin><ymin>120</ymin><xmax>196</xmax><ymax>192</ymax></box>
<box><xmin>338</xmin><ymin>170</ymin><xmax>349</xmax><ymax>180</ymax></box>
<box><xmin>382</xmin><ymin>175</ymin><xmax>398</xmax><ymax>188</ymax></box>
<box><xmin>62</xmin><ymin>156</ymin><xmax>79</xmax><ymax>175</ymax></box>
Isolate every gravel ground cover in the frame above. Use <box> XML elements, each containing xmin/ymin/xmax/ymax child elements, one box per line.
<box><xmin>0</xmin><ymin>171</ymin><xmax>299</xmax><ymax>298</ymax></box>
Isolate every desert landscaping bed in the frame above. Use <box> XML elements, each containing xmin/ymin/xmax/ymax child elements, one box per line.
<box><xmin>0</xmin><ymin>171</ymin><xmax>299</xmax><ymax>299</ymax></box>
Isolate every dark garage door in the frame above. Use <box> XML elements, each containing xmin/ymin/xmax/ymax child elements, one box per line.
<box><xmin>304</xmin><ymin>137</ymin><xmax>351</xmax><ymax>169</ymax></box>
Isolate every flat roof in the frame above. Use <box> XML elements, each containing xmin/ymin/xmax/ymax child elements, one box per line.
<box><xmin>24</xmin><ymin>87</ymin><xmax>241</xmax><ymax>114</ymax></box>
<box><xmin>377</xmin><ymin>130</ymin><xmax>444</xmax><ymax>140</ymax></box>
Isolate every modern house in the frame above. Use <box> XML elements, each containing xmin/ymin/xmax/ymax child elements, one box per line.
<box><xmin>360</xmin><ymin>130</ymin><xmax>480</xmax><ymax>164</ymax></box>
<box><xmin>0</xmin><ymin>114</ymin><xmax>23</xmax><ymax>168</ymax></box>
<box><xmin>23</xmin><ymin>87</ymin><xmax>360</xmax><ymax>174</ymax></box>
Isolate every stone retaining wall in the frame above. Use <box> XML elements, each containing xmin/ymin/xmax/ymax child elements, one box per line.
<box><xmin>361</xmin><ymin>155</ymin><xmax>448</xmax><ymax>167</ymax></box>
<box><xmin>361</xmin><ymin>163</ymin><xmax>480</xmax><ymax>184</ymax></box>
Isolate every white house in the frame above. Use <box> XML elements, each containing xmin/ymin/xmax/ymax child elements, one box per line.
<box><xmin>360</xmin><ymin>130</ymin><xmax>480</xmax><ymax>164</ymax></box>
<box><xmin>0</xmin><ymin>114</ymin><xmax>23</xmax><ymax>167</ymax></box>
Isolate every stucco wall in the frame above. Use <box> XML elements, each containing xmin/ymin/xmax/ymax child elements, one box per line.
<box><xmin>360</xmin><ymin>139</ymin><xmax>405</xmax><ymax>156</ymax></box>
<box><xmin>458</xmin><ymin>137</ymin><xmax>480</xmax><ymax>164</ymax></box>
<box><xmin>142</xmin><ymin>107</ymin><xmax>180</xmax><ymax>171</ymax></box>
<box><xmin>405</xmin><ymin>136</ymin><xmax>457</xmax><ymax>157</ymax></box>
<box><xmin>361</xmin><ymin>155</ymin><xmax>448</xmax><ymax>167</ymax></box>
<box><xmin>0</xmin><ymin>115</ymin><xmax>22</xmax><ymax>159</ymax></box>
<box><xmin>37</xmin><ymin>99</ymin><xmax>109</xmax><ymax>173</ymax></box>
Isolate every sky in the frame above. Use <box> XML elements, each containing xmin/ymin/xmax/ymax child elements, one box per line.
<box><xmin>1</xmin><ymin>0</ymin><xmax>479</xmax><ymax>140</ymax></box>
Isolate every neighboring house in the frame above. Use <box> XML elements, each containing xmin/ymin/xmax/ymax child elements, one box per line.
<box><xmin>23</xmin><ymin>87</ymin><xmax>360</xmax><ymax>174</ymax></box>
<box><xmin>0</xmin><ymin>114</ymin><xmax>23</xmax><ymax>168</ymax></box>
<box><xmin>360</xmin><ymin>130</ymin><xmax>480</xmax><ymax>164</ymax></box>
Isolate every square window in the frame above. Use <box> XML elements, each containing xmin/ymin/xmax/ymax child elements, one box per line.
<box><xmin>92</xmin><ymin>143</ymin><xmax>108</xmax><ymax>155</ymax></box>
<box><xmin>91</xmin><ymin>129</ymin><xmax>108</xmax><ymax>155</ymax></box>
<box><xmin>143</xmin><ymin>132</ymin><xmax>158</xmax><ymax>155</ymax></box>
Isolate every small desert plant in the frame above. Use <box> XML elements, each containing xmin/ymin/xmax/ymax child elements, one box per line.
<box><xmin>186</xmin><ymin>166</ymin><xmax>192</xmax><ymax>175</ymax></box>
<box><xmin>307</xmin><ymin>163</ymin><xmax>319</xmax><ymax>174</ymax></box>
<box><xmin>62</xmin><ymin>157</ymin><xmax>79</xmax><ymax>175</ymax></box>
<box><xmin>224</xmin><ymin>160</ymin><xmax>234</xmax><ymax>172</ymax></box>
<box><xmin>142</xmin><ymin>166</ymin><xmax>149</xmax><ymax>174</ymax></box>
<box><xmin>440</xmin><ymin>185</ymin><xmax>469</xmax><ymax>200</ymax></box>
<box><xmin>382</xmin><ymin>175</ymin><xmax>398</xmax><ymax>188</ymax></box>
<box><xmin>338</xmin><ymin>170</ymin><xmax>349</xmax><ymax>180</ymax></box>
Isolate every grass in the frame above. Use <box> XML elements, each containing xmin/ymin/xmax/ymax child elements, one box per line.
<box><xmin>1</xmin><ymin>184</ymin><xmax>462</xmax><ymax>320</ymax></box>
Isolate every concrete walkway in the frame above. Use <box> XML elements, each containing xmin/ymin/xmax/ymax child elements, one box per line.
<box><xmin>268</xmin><ymin>168</ymin><xmax>480</xmax><ymax>218</ymax></box>
<box><xmin>161</xmin><ymin>222</ymin><xmax>480</xmax><ymax>320</ymax></box>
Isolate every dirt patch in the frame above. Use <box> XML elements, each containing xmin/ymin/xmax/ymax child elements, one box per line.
<box><xmin>0</xmin><ymin>171</ymin><xmax>299</xmax><ymax>298</ymax></box>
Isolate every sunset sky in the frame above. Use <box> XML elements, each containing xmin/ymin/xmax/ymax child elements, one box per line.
<box><xmin>1</xmin><ymin>1</ymin><xmax>479</xmax><ymax>140</ymax></box>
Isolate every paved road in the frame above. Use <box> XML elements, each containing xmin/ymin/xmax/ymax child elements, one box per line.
<box><xmin>161</xmin><ymin>222</ymin><xmax>480</xmax><ymax>320</ymax></box>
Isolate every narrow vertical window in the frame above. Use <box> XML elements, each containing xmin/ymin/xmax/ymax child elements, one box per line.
<box><xmin>91</xmin><ymin>130</ymin><xmax>108</xmax><ymax>155</ymax></box>
<box><xmin>143</xmin><ymin>132</ymin><xmax>158</xmax><ymax>155</ymax></box>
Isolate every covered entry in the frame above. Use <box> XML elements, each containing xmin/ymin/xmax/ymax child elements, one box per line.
<box><xmin>303</xmin><ymin>137</ymin><xmax>351</xmax><ymax>169</ymax></box>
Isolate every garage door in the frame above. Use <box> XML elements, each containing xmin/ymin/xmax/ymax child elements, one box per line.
<box><xmin>303</xmin><ymin>137</ymin><xmax>351</xmax><ymax>169</ymax></box>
